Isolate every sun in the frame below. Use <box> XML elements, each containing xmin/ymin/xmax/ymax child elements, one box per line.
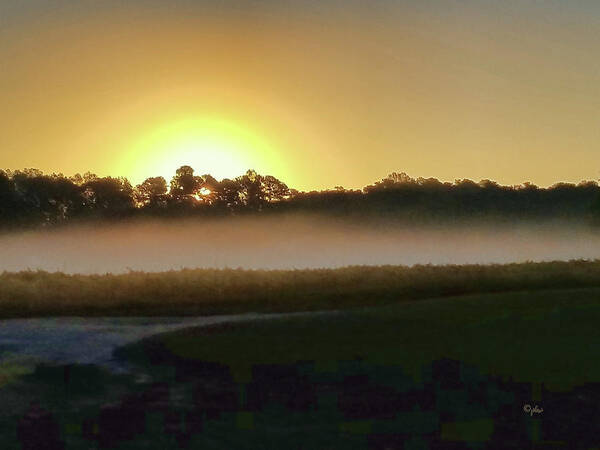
<box><xmin>192</xmin><ymin>187</ymin><xmax>212</xmax><ymax>202</ymax></box>
<box><xmin>118</xmin><ymin>116</ymin><xmax>283</xmax><ymax>185</ymax></box>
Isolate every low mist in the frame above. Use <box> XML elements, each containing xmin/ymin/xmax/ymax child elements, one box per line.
<box><xmin>1</xmin><ymin>216</ymin><xmax>599</xmax><ymax>274</ymax></box>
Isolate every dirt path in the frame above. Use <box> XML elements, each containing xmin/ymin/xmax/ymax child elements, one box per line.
<box><xmin>0</xmin><ymin>311</ymin><xmax>338</xmax><ymax>373</ymax></box>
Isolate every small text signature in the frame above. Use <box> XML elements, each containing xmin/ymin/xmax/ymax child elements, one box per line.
<box><xmin>523</xmin><ymin>404</ymin><xmax>543</xmax><ymax>416</ymax></box>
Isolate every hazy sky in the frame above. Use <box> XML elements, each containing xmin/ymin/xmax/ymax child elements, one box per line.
<box><xmin>1</xmin><ymin>0</ymin><xmax>599</xmax><ymax>190</ymax></box>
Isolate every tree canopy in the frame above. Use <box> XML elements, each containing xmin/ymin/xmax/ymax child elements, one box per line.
<box><xmin>0</xmin><ymin>167</ymin><xmax>598</xmax><ymax>228</ymax></box>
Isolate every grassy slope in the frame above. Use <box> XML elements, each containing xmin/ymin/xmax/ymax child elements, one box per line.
<box><xmin>122</xmin><ymin>286</ymin><xmax>600</xmax><ymax>391</ymax></box>
<box><xmin>3</xmin><ymin>286</ymin><xmax>600</xmax><ymax>448</ymax></box>
<box><xmin>1</xmin><ymin>260</ymin><xmax>600</xmax><ymax>318</ymax></box>
<box><xmin>107</xmin><ymin>286</ymin><xmax>600</xmax><ymax>447</ymax></box>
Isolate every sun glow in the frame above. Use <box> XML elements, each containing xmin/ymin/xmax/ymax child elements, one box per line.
<box><xmin>119</xmin><ymin>116</ymin><xmax>285</xmax><ymax>185</ymax></box>
<box><xmin>192</xmin><ymin>187</ymin><xmax>213</xmax><ymax>202</ymax></box>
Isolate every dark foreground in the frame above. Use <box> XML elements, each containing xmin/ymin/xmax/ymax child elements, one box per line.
<box><xmin>2</xmin><ymin>287</ymin><xmax>600</xmax><ymax>448</ymax></box>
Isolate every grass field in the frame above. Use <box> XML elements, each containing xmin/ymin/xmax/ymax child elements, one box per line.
<box><xmin>1</xmin><ymin>286</ymin><xmax>595</xmax><ymax>448</ymax></box>
<box><xmin>110</xmin><ymin>286</ymin><xmax>600</xmax><ymax>447</ymax></box>
<box><xmin>122</xmin><ymin>285</ymin><xmax>600</xmax><ymax>391</ymax></box>
<box><xmin>2</xmin><ymin>259</ymin><xmax>600</xmax><ymax>317</ymax></box>
<box><xmin>3</xmin><ymin>262</ymin><xmax>600</xmax><ymax>448</ymax></box>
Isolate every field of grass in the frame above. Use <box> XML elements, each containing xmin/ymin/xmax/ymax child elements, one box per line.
<box><xmin>0</xmin><ymin>286</ymin><xmax>590</xmax><ymax>448</ymax></box>
<box><xmin>122</xmin><ymin>285</ymin><xmax>600</xmax><ymax>391</ymax></box>
<box><xmin>3</xmin><ymin>260</ymin><xmax>600</xmax><ymax>447</ymax></box>
<box><xmin>108</xmin><ymin>286</ymin><xmax>600</xmax><ymax>448</ymax></box>
<box><xmin>2</xmin><ymin>260</ymin><xmax>600</xmax><ymax>318</ymax></box>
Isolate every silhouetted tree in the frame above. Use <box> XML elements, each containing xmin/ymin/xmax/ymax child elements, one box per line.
<box><xmin>83</xmin><ymin>176</ymin><xmax>134</xmax><ymax>216</ymax></box>
<box><xmin>135</xmin><ymin>177</ymin><xmax>168</xmax><ymax>208</ymax></box>
<box><xmin>0</xmin><ymin>170</ymin><xmax>15</xmax><ymax>223</ymax></box>
<box><xmin>1</xmin><ymin>166</ymin><xmax>599</xmax><ymax>228</ymax></box>
<box><xmin>169</xmin><ymin>166</ymin><xmax>201</xmax><ymax>204</ymax></box>
<box><xmin>214</xmin><ymin>178</ymin><xmax>242</xmax><ymax>211</ymax></box>
<box><xmin>236</xmin><ymin>169</ymin><xmax>265</xmax><ymax>211</ymax></box>
<box><xmin>10</xmin><ymin>170</ymin><xmax>83</xmax><ymax>224</ymax></box>
<box><xmin>196</xmin><ymin>174</ymin><xmax>220</xmax><ymax>205</ymax></box>
<box><xmin>262</xmin><ymin>175</ymin><xmax>290</xmax><ymax>203</ymax></box>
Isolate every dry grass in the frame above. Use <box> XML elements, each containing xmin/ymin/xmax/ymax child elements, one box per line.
<box><xmin>1</xmin><ymin>260</ymin><xmax>600</xmax><ymax>318</ymax></box>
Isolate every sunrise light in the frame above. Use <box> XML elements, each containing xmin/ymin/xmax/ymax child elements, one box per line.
<box><xmin>116</xmin><ymin>116</ymin><xmax>285</xmax><ymax>184</ymax></box>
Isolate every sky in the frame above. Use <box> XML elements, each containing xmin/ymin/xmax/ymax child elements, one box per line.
<box><xmin>1</xmin><ymin>0</ymin><xmax>599</xmax><ymax>190</ymax></box>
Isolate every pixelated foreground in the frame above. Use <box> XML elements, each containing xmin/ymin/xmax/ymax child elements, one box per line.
<box><xmin>2</xmin><ymin>287</ymin><xmax>600</xmax><ymax>448</ymax></box>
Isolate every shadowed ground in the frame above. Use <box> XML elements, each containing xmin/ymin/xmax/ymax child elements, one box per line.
<box><xmin>1</xmin><ymin>286</ymin><xmax>600</xmax><ymax>448</ymax></box>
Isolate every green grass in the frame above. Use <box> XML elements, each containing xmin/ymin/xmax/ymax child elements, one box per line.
<box><xmin>5</xmin><ymin>284</ymin><xmax>600</xmax><ymax>448</ymax></box>
<box><xmin>106</xmin><ymin>285</ymin><xmax>600</xmax><ymax>447</ymax></box>
<box><xmin>121</xmin><ymin>286</ymin><xmax>600</xmax><ymax>391</ymax></box>
<box><xmin>2</xmin><ymin>260</ymin><xmax>600</xmax><ymax>318</ymax></box>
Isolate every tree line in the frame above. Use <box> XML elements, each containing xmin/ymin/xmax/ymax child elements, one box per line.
<box><xmin>1</xmin><ymin>166</ymin><xmax>599</xmax><ymax>228</ymax></box>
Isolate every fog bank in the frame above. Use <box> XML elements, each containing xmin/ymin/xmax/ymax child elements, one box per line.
<box><xmin>1</xmin><ymin>216</ymin><xmax>599</xmax><ymax>274</ymax></box>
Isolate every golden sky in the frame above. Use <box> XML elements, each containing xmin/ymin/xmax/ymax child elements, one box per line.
<box><xmin>1</xmin><ymin>0</ymin><xmax>599</xmax><ymax>190</ymax></box>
